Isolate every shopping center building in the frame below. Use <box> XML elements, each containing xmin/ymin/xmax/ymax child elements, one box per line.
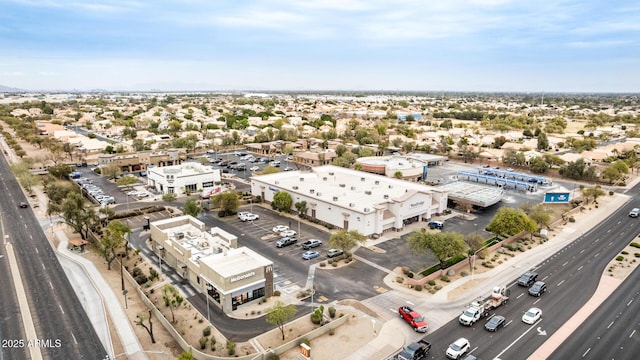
<box><xmin>251</xmin><ymin>165</ymin><xmax>448</xmax><ymax>237</ymax></box>
<box><xmin>149</xmin><ymin>215</ymin><xmax>273</xmax><ymax>313</ymax></box>
<box><xmin>147</xmin><ymin>162</ymin><xmax>221</xmax><ymax>196</ymax></box>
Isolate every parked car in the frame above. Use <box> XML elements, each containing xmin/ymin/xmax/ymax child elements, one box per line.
<box><xmin>522</xmin><ymin>307</ymin><xmax>542</xmax><ymax>325</ymax></box>
<box><xmin>518</xmin><ymin>271</ymin><xmax>538</xmax><ymax>287</ymax></box>
<box><xmin>446</xmin><ymin>338</ymin><xmax>470</xmax><ymax>359</ymax></box>
<box><xmin>280</xmin><ymin>230</ymin><xmax>297</xmax><ymax>238</ymax></box>
<box><xmin>327</xmin><ymin>248</ymin><xmax>344</xmax><ymax>258</ymax></box>
<box><xmin>276</xmin><ymin>237</ymin><xmax>298</xmax><ymax>248</ymax></box>
<box><xmin>528</xmin><ymin>281</ymin><xmax>547</xmax><ymax>297</ymax></box>
<box><xmin>249</xmin><ymin>166</ymin><xmax>260</xmax><ymax>171</ymax></box>
<box><xmin>240</xmin><ymin>213</ymin><xmax>259</xmax><ymax>221</ymax></box>
<box><xmin>19</xmin><ymin>202</ymin><xmax>28</xmax><ymax>208</ymax></box>
<box><xmin>630</xmin><ymin>208</ymin><xmax>640</xmax><ymax>217</ymax></box>
<box><xmin>302</xmin><ymin>250</ymin><xmax>319</xmax><ymax>260</ymax></box>
<box><xmin>283</xmin><ymin>167</ymin><xmax>293</xmax><ymax>171</ymax></box>
<box><xmin>301</xmin><ymin>239</ymin><xmax>322</xmax><ymax>250</ymax></box>
<box><xmin>398</xmin><ymin>306</ymin><xmax>428</xmax><ymax>333</ymax></box>
<box><xmin>427</xmin><ymin>221</ymin><xmax>443</xmax><ymax>230</ymax></box>
<box><xmin>272</xmin><ymin>225</ymin><xmax>289</xmax><ymax>233</ymax></box>
<box><xmin>238</xmin><ymin>212</ymin><xmax>250</xmax><ymax>219</ymax></box>
<box><xmin>484</xmin><ymin>315</ymin><xmax>505</xmax><ymax>332</ymax></box>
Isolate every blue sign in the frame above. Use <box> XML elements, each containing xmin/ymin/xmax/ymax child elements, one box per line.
<box><xmin>544</xmin><ymin>192</ymin><xmax>570</xmax><ymax>203</ymax></box>
<box><xmin>422</xmin><ymin>165</ymin><xmax>428</xmax><ymax>181</ymax></box>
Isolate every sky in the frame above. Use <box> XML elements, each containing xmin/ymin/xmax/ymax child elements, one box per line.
<box><xmin>0</xmin><ymin>0</ymin><xmax>639</xmax><ymax>92</ymax></box>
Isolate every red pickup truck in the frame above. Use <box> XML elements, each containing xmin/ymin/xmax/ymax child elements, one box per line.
<box><xmin>398</xmin><ymin>306</ymin><xmax>428</xmax><ymax>332</ymax></box>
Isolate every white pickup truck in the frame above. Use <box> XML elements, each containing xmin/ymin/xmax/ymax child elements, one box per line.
<box><xmin>459</xmin><ymin>286</ymin><xmax>509</xmax><ymax>326</ymax></box>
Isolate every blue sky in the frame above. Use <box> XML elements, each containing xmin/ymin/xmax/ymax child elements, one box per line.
<box><xmin>0</xmin><ymin>0</ymin><xmax>638</xmax><ymax>92</ymax></box>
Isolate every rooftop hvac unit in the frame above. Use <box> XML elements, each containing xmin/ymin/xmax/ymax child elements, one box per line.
<box><xmin>364</xmin><ymin>208</ymin><xmax>370</xmax><ymax>212</ymax></box>
<box><xmin>300</xmin><ymin>178</ymin><xmax>304</xmax><ymax>182</ymax></box>
<box><xmin>293</xmin><ymin>186</ymin><xmax>298</xmax><ymax>190</ymax></box>
<box><xmin>329</xmin><ymin>172</ymin><xmax>334</xmax><ymax>175</ymax></box>
<box><xmin>361</xmin><ymin>177</ymin><xmax>365</xmax><ymax>181</ymax></box>
<box><xmin>275</xmin><ymin>180</ymin><xmax>280</xmax><ymax>185</ymax></box>
<box><xmin>333</xmin><ymin>196</ymin><xmax>338</xmax><ymax>201</ymax></box>
<box><xmin>375</xmin><ymin>180</ymin><xmax>380</xmax><ymax>185</ymax></box>
<box><xmin>350</xmin><ymin>186</ymin><xmax>356</xmax><ymax>190</ymax></box>
<box><xmin>365</xmin><ymin>191</ymin><xmax>372</xmax><ymax>195</ymax></box>
<box><xmin>384</xmin><ymin>194</ymin><xmax>389</xmax><ymax>199</ymax></box>
<box><xmin>349</xmin><ymin>203</ymin><xmax>355</xmax><ymax>207</ymax></box>
<box><xmin>317</xmin><ymin>192</ymin><xmax>322</xmax><ymax>196</ymax></box>
<box><xmin>339</xmin><ymin>184</ymin><xmax>345</xmax><ymax>187</ymax></box>
<box><xmin>388</xmin><ymin>185</ymin><xmax>393</xmax><ymax>189</ymax></box>
<box><xmin>310</xmin><ymin>189</ymin><xmax>315</xmax><ymax>194</ymax></box>
<box><xmin>323</xmin><ymin>177</ymin><xmax>327</xmax><ymax>181</ymax></box>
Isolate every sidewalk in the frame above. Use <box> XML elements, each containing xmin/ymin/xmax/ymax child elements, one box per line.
<box><xmin>351</xmin><ymin>192</ymin><xmax>631</xmax><ymax>360</ymax></box>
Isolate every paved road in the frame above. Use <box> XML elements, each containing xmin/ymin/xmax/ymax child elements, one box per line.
<box><xmin>420</xmin><ymin>195</ymin><xmax>638</xmax><ymax>359</ymax></box>
<box><xmin>0</xmin><ymin>153</ymin><xmax>108</xmax><ymax>360</ymax></box>
<box><xmin>549</xmin><ymin>265</ymin><xmax>640</xmax><ymax>359</ymax></box>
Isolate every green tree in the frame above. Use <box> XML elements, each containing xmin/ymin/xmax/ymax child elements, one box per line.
<box><xmin>407</xmin><ymin>231</ymin><xmax>466</xmax><ymax>269</ymax></box>
<box><xmin>45</xmin><ymin>181</ymin><xmax>75</xmax><ymax>204</ymax></box>
<box><xmin>61</xmin><ymin>192</ymin><xmax>98</xmax><ymax>239</ymax></box>
<box><xmin>537</xmin><ymin>132</ymin><xmax>549</xmax><ymax>151</ymax></box>
<box><xmin>529</xmin><ymin>157</ymin><xmax>550</xmax><ymax>173</ymax></box>
<box><xmin>335</xmin><ymin>144</ymin><xmax>347</xmax><ymax>157</ymax></box>
<box><xmin>464</xmin><ymin>232</ymin><xmax>485</xmax><ymax>272</ymax></box>
<box><xmin>328</xmin><ymin>230</ymin><xmax>366</xmax><ymax>255</ymax></box>
<box><xmin>102</xmin><ymin>163</ymin><xmax>121</xmax><ymax>180</ymax></box>
<box><xmin>162</xmin><ymin>284</ymin><xmax>184</xmax><ymax>324</ymax></box>
<box><xmin>486</xmin><ymin>207</ymin><xmax>537</xmax><ymax>236</ymax></box>
<box><xmin>47</xmin><ymin>163</ymin><xmax>75</xmax><ymax>179</ymax></box>
<box><xmin>272</xmin><ymin>191</ymin><xmax>293</xmax><ymax>212</ymax></box>
<box><xmin>581</xmin><ymin>185</ymin><xmax>606</xmax><ymax>205</ymax></box>
<box><xmin>212</xmin><ymin>191</ymin><xmax>239</xmax><ymax>216</ymax></box>
<box><xmin>394</xmin><ymin>171</ymin><xmax>403</xmax><ymax>179</ymax></box>
<box><xmin>183</xmin><ymin>198</ymin><xmax>201</xmax><ymax>217</ymax></box>
<box><xmin>265</xmin><ymin>301</ymin><xmax>298</xmax><ymax>341</ymax></box>
<box><xmin>162</xmin><ymin>192</ymin><xmax>177</xmax><ymax>202</ymax></box>
<box><xmin>99</xmin><ymin>220</ymin><xmax>131</xmax><ymax>270</ymax></box>
<box><xmin>521</xmin><ymin>203</ymin><xmax>551</xmax><ymax>230</ymax></box>
<box><xmin>294</xmin><ymin>201</ymin><xmax>308</xmax><ymax>217</ymax></box>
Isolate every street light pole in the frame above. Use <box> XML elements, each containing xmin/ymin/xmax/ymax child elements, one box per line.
<box><xmin>471</xmin><ymin>242</ymin><xmax>491</xmax><ymax>281</ymax></box>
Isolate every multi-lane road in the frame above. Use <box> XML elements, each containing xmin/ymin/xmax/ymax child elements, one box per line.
<box><xmin>0</xmin><ymin>153</ymin><xmax>107</xmax><ymax>359</ymax></box>
<box><xmin>421</xmin><ymin>193</ymin><xmax>640</xmax><ymax>359</ymax></box>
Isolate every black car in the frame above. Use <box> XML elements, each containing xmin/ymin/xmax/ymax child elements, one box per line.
<box><xmin>275</xmin><ymin>237</ymin><xmax>298</xmax><ymax>248</ymax></box>
<box><xmin>484</xmin><ymin>315</ymin><xmax>505</xmax><ymax>332</ymax></box>
<box><xmin>528</xmin><ymin>281</ymin><xmax>547</xmax><ymax>296</ymax></box>
<box><xmin>518</xmin><ymin>271</ymin><xmax>538</xmax><ymax>287</ymax></box>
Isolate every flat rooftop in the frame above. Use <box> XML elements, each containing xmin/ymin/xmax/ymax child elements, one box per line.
<box><xmin>200</xmin><ymin>247</ymin><xmax>272</xmax><ymax>278</ymax></box>
<box><xmin>357</xmin><ymin>155</ymin><xmax>426</xmax><ymax>171</ymax></box>
<box><xmin>437</xmin><ymin>181</ymin><xmax>504</xmax><ymax>207</ymax></box>
<box><xmin>253</xmin><ymin>165</ymin><xmax>444</xmax><ymax>213</ymax></box>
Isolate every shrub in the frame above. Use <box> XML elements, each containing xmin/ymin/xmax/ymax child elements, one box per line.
<box><xmin>135</xmin><ymin>273</ymin><xmax>148</xmax><ymax>285</ymax></box>
<box><xmin>310</xmin><ymin>305</ymin><xmax>324</xmax><ymax>324</ymax></box>
<box><xmin>407</xmin><ymin>272</ymin><xmax>414</xmax><ymax>278</ymax></box>
<box><xmin>414</xmin><ymin>285</ymin><xmax>422</xmax><ymax>291</ymax></box>
<box><xmin>332</xmin><ymin>262</ymin><xmax>337</xmax><ymax>267</ymax></box>
<box><xmin>203</xmin><ymin>326</ymin><xmax>211</xmax><ymax>336</ymax></box>
<box><xmin>210</xmin><ymin>336</ymin><xmax>216</xmax><ymax>350</ymax></box>
<box><xmin>440</xmin><ymin>275</ymin><xmax>450</xmax><ymax>282</ymax></box>
<box><xmin>328</xmin><ymin>306</ymin><xmax>336</xmax><ymax>318</ymax></box>
<box><xmin>273</xmin><ymin>290</ymin><xmax>281</xmax><ymax>296</ymax></box>
<box><xmin>635</xmin><ymin>253</ymin><xmax>640</xmax><ymax>258</ymax></box>
<box><xmin>267</xmin><ymin>355</ymin><xmax>280</xmax><ymax>360</ymax></box>
<box><xmin>319</xmin><ymin>261</ymin><xmax>326</xmax><ymax>267</ymax></box>
<box><xmin>401</xmin><ymin>266</ymin><xmax>410</xmax><ymax>274</ymax></box>
<box><xmin>428</xmin><ymin>280</ymin><xmax>436</xmax><ymax>286</ymax></box>
<box><xmin>329</xmin><ymin>328</ymin><xmax>335</xmax><ymax>336</ymax></box>
<box><xmin>622</xmin><ymin>251</ymin><xmax>629</xmax><ymax>255</ymax></box>
<box><xmin>631</xmin><ymin>242</ymin><xmax>640</xmax><ymax>248</ymax></box>
<box><xmin>616</xmin><ymin>255</ymin><xmax>624</xmax><ymax>261</ymax></box>
<box><xmin>199</xmin><ymin>337</ymin><xmax>208</xmax><ymax>350</ymax></box>
<box><xmin>226</xmin><ymin>340</ymin><xmax>236</xmax><ymax>356</ymax></box>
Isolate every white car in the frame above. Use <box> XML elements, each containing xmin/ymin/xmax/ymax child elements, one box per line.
<box><xmin>240</xmin><ymin>213</ymin><xmax>259</xmax><ymax>221</ymax></box>
<box><xmin>272</xmin><ymin>225</ymin><xmax>289</xmax><ymax>233</ymax></box>
<box><xmin>522</xmin><ymin>307</ymin><xmax>542</xmax><ymax>325</ymax></box>
<box><xmin>446</xmin><ymin>337</ymin><xmax>470</xmax><ymax>359</ymax></box>
<box><xmin>238</xmin><ymin>212</ymin><xmax>250</xmax><ymax>219</ymax></box>
<box><xmin>280</xmin><ymin>230</ymin><xmax>297</xmax><ymax>238</ymax></box>
<box><xmin>249</xmin><ymin>166</ymin><xmax>260</xmax><ymax>171</ymax></box>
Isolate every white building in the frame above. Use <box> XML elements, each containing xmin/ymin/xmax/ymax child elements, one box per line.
<box><xmin>147</xmin><ymin>162</ymin><xmax>221</xmax><ymax>195</ymax></box>
<box><xmin>251</xmin><ymin>165</ymin><xmax>448</xmax><ymax>237</ymax></box>
<box><xmin>150</xmin><ymin>216</ymin><xmax>273</xmax><ymax>314</ymax></box>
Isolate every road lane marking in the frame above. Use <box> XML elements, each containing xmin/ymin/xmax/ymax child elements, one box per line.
<box><xmin>557</xmin><ymin>280</ymin><xmax>565</xmax><ymax>286</ymax></box>
<box><xmin>517</xmin><ymin>293</ymin><xmax>524</xmax><ymax>299</ymax></box>
<box><xmin>583</xmin><ymin>348</ymin><xmax>591</xmax><ymax>357</ymax></box>
<box><xmin>630</xmin><ymin>330</ymin><xmax>636</xmax><ymax>338</ymax></box>
<box><xmin>71</xmin><ymin>332</ymin><xmax>78</xmax><ymax>345</ymax></box>
<box><xmin>578</xmin><ymin>265</ymin><xmax>583</xmax><ymax>271</ymax></box>
<box><xmin>49</xmin><ymin>281</ymin><xmax>53</xmax><ymax>289</ymax></box>
<box><xmin>607</xmin><ymin>321</ymin><xmax>614</xmax><ymax>329</ymax></box>
<box><xmin>59</xmin><ymin>305</ymin><xmax>65</xmax><ymax>314</ymax></box>
<box><xmin>562</xmin><ymin>261</ymin><xmax>568</xmax><ymax>267</ymax></box>
<box><xmin>627</xmin><ymin>299</ymin><xmax>633</xmax><ymax>306</ymax></box>
<box><xmin>494</xmin><ymin>320</ymin><xmax>541</xmax><ymax>358</ymax></box>
<box><xmin>594</xmin><ymin>252</ymin><xmax>600</xmax><ymax>258</ymax></box>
